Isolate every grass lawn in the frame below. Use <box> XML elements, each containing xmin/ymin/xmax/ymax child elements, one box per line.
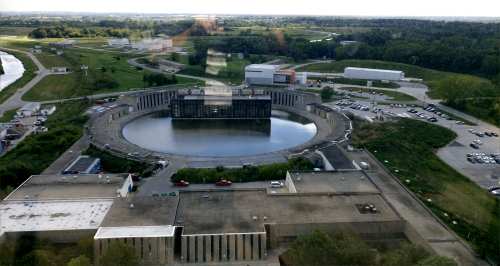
<box><xmin>297</xmin><ymin>60</ymin><xmax>491</xmax><ymax>99</ymax></box>
<box><xmin>23</xmin><ymin>48</ymin><xmax>201</xmax><ymax>101</ymax></box>
<box><xmin>0</xmin><ymin>109</ymin><xmax>17</xmax><ymax>123</ymax></box>
<box><xmin>0</xmin><ymin>49</ymin><xmax>37</xmax><ymax>104</ymax></box>
<box><xmin>338</xmin><ymin>86</ymin><xmax>417</xmax><ymax>101</ymax></box>
<box><xmin>352</xmin><ymin>119</ymin><xmax>499</xmax><ymax>261</ymax></box>
<box><xmin>0</xmin><ymin>27</ymin><xmax>36</xmax><ymax>36</ymax></box>
<box><xmin>0</xmin><ymin>100</ymin><xmax>90</xmax><ymax>190</ymax></box>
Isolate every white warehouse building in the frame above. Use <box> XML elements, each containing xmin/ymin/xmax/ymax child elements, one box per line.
<box><xmin>344</xmin><ymin>67</ymin><xmax>404</xmax><ymax>81</ymax></box>
<box><xmin>245</xmin><ymin>64</ymin><xmax>308</xmax><ymax>86</ymax></box>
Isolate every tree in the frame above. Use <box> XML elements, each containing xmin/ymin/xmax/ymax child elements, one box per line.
<box><xmin>99</xmin><ymin>242</ymin><xmax>138</xmax><ymax>266</ymax></box>
<box><xmin>416</xmin><ymin>256</ymin><xmax>459</xmax><ymax>266</ymax></box>
<box><xmin>67</xmin><ymin>255</ymin><xmax>91</xmax><ymax>266</ymax></box>
<box><xmin>320</xmin><ymin>87</ymin><xmax>335</xmax><ymax>101</ymax></box>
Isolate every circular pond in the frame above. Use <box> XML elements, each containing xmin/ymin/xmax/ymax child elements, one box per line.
<box><xmin>122</xmin><ymin>110</ymin><xmax>317</xmax><ymax>157</ymax></box>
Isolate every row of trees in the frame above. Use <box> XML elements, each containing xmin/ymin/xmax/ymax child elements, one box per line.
<box><xmin>172</xmin><ymin>157</ymin><xmax>314</xmax><ymax>183</ymax></box>
<box><xmin>29</xmin><ymin>26</ymin><xmax>131</xmax><ymax>38</ymax></box>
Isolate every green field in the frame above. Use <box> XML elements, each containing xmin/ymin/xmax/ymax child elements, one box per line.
<box><xmin>352</xmin><ymin>119</ymin><xmax>500</xmax><ymax>262</ymax></box>
<box><xmin>338</xmin><ymin>87</ymin><xmax>417</xmax><ymax>101</ymax></box>
<box><xmin>23</xmin><ymin>48</ymin><xmax>201</xmax><ymax>101</ymax></box>
<box><xmin>0</xmin><ymin>109</ymin><xmax>17</xmax><ymax>123</ymax></box>
<box><xmin>0</xmin><ymin>49</ymin><xmax>37</xmax><ymax>104</ymax></box>
<box><xmin>0</xmin><ymin>27</ymin><xmax>36</xmax><ymax>36</ymax></box>
<box><xmin>297</xmin><ymin>60</ymin><xmax>491</xmax><ymax>99</ymax></box>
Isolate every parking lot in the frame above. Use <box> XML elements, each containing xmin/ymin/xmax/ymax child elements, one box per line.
<box><xmin>327</xmin><ymin>100</ymin><xmax>500</xmax><ymax>189</ymax></box>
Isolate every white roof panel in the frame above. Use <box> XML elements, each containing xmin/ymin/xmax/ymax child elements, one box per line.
<box><xmin>0</xmin><ymin>200</ymin><xmax>113</xmax><ymax>233</ymax></box>
<box><xmin>94</xmin><ymin>225</ymin><xmax>175</xmax><ymax>239</ymax></box>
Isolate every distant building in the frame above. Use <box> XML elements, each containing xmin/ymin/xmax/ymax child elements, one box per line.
<box><xmin>171</xmin><ymin>87</ymin><xmax>271</xmax><ymax>119</ymax></box>
<box><xmin>107</xmin><ymin>38</ymin><xmax>130</xmax><ymax>47</ymax></box>
<box><xmin>131</xmin><ymin>38</ymin><xmax>172</xmax><ymax>52</ymax></box>
<box><xmin>344</xmin><ymin>67</ymin><xmax>404</xmax><ymax>81</ymax></box>
<box><xmin>49</xmin><ymin>39</ymin><xmax>75</xmax><ymax>48</ymax></box>
<box><xmin>63</xmin><ymin>155</ymin><xmax>101</xmax><ymax>175</ymax></box>
<box><xmin>244</xmin><ymin>64</ymin><xmax>308</xmax><ymax>86</ymax></box>
<box><xmin>17</xmin><ymin>102</ymin><xmax>40</xmax><ymax>117</ymax></box>
<box><xmin>51</xmin><ymin>67</ymin><xmax>69</xmax><ymax>73</ymax></box>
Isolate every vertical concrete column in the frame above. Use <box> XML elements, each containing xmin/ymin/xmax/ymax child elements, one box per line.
<box><xmin>189</xmin><ymin>236</ymin><xmax>196</xmax><ymax>263</ymax></box>
<box><xmin>197</xmin><ymin>236</ymin><xmax>204</xmax><ymax>262</ymax></box>
<box><xmin>228</xmin><ymin>234</ymin><xmax>236</xmax><ymax>261</ymax></box>
<box><xmin>181</xmin><ymin>236</ymin><xmax>188</xmax><ymax>263</ymax></box>
<box><xmin>221</xmin><ymin>234</ymin><xmax>228</xmax><ymax>261</ymax></box>
<box><xmin>237</xmin><ymin>234</ymin><xmax>244</xmax><ymax>261</ymax></box>
<box><xmin>158</xmin><ymin>237</ymin><xmax>166</xmax><ymax>264</ymax></box>
<box><xmin>94</xmin><ymin>240</ymin><xmax>101</xmax><ymax>266</ymax></box>
<box><xmin>252</xmin><ymin>234</ymin><xmax>259</xmax><ymax>260</ymax></box>
<box><xmin>244</xmin><ymin>234</ymin><xmax>252</xmax><ymax>260</ymax></box>
<box><xmin>260</xmin><ymin>234</ymin><xmax>267</xmax><ymax>259</ymax></box>
<box><xmin>167</xmin><ymin>238</ymin><xmax>174</xmax><ymax>264</ymax></box>
<box><xmin>152</xmin><ymin>238</ymin><xmax>159</xmax><ymax>264</ymax></box>
<box><xmin>205</xmin><ymin>235</ymin><xmax>212</xmax><ymax>262</ymax></box>
<box><xmin>213</xmin><ymin>235</ymin><xmax>220</xmax><ymax>262</ymax></box>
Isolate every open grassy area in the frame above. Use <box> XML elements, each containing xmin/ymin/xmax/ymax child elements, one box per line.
<box><xmin>23</xmin><ymin>48</ymin><xmax>200</xmax><ymax>101</ymax></box>
<box><xmin>297</xmin><ymin>60</ymin><xmax>491</xmax><ymax>99</ymax></box>
<box><xmin>0</xmin><ymin>100</ymin><xmax>90</xmax><ymax>190</ymax></box>
<box><xmin>0</xmin><ymin>49</ymin><xmax>37</xmax><ymax>104</ymax></box>
<box><xmin>0</xmin><ymin>27</ymin><xmax>36</xmax><ymax>36</ymax></box>
<box><xmin>352</xmin><ymin>119</ymin><xmax>500</xmax><ymax>262</ymax></box>
<box><xmin>338</xmin><ymin>87</ymin><xmax>417</xmax><ymax>101</ymax></box>
<box><xmin>0</xmin><ymin>108</ymin><xmax>17</xmax><ymax>123</ymax></box>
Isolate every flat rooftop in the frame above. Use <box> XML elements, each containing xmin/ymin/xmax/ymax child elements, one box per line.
<box><xmin>245</xmin><ymin>64</ymin><xmax>281</xmax><ymax>71</ymax></box>
<box><xmin>5</xmin><ymin>174</ymin><xmax>127</xmax><ymax>201</ymax></box>
<box><xmin>95</xmin><ymin>225</ymin><xmax>175</xmax><ymax>239</ymax></box>
<box><xmin>175</xmin><ymin>190</ymin><xmax>400</xmax><ymax>235</ymax></box>
<box><xmin>0</xmin><ymin>200</ymin><xmax>113</xmax><ymax>233</ymax></box>
<box><xmin>100</xmin><ymin>196</ymin><xmax>179</xmax><ymax>227</ymax></box>
<box><xmin>288</xmin><ymin>171</ymin><xmax>380</xmax><ymax>194</ymax></box>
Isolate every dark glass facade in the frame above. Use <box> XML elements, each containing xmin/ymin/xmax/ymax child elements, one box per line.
<box><xmin>171</xmin><ymin>96</ymin><xmax>271</xmax><ymax>119</ymax></box>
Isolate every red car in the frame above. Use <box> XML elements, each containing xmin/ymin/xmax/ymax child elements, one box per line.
<box><xmin>215</xmin><ymin>179</ymin><xmax>232</xmax><ymax>186</ymax></box>
<box><xmin>174</xmin><ymin>180</ymin><xmax>189</xmax><ymax>187</ymax></box>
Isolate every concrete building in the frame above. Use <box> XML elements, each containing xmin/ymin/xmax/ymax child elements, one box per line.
<box><xmin>344</xmin><ymin>67</ymin><xmax>405</xmax><ymax>81</ymax></box>
<box><xmin>17</xmin><ymin>102</ymin><xmax>40</xmax><ymax>117</ymax></box>
<box><xmin>132</xmin><ymin>38</ymin><xmax>173</xmax><ymax>52</ymax></box>
<box><xmin>107</xmin><ymin>38</ymin><xmax>130</xmax><ymax>47</ymax></box>
<box><xmin>245</xmin><ymin>64</ymin><xmax>308</xmax><ymax>86</ymax></box>
<box><xmin>63</xmin><ymin>155</ymin><xmax>101</xmax><ymax>175</ymax></box>
<box><xmin>0</xmin><ymin>174</ymin><xmax>132</xmax><ymax>242</ymax></box>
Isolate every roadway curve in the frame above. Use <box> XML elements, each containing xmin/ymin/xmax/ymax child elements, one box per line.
<box><xmin>0</xmin><ymin>47</ymin><xmax>50</xmax><ymax>117</ymax></box>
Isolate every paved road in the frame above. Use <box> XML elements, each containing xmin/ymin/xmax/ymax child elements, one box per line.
<box><xmin>0</xmin><ymin>47</ymin><xmax>49</xmax><ymax>117</ymax></box>
<box><xmin>127</xmin><ymin>57</ymin><xmax>227</xmax><ymax>87</ymax></box>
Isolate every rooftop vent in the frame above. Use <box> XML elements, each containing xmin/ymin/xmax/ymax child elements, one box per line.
<box><xmin>252</xmin><ymin>216</ymin><xmax>258</xmax><ymax>221</ymax></box>
<box><xmin>129</xmin><ymin>203</ymin><xmax>135</xmax><ymax>209</ymax></box>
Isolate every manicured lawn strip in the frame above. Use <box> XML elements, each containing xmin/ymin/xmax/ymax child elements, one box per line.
<box><xmin>297</xmin><ymin>59</ymin><xmax>491</xmax><ymax>98</ymax></box>
<box><xmin>171</xmin><ymin>158</ymin><xmax>314</xmax><ymax>183</ymax></box>
<box><xmin>0</xmin><ymin>49</ymin><xmax>37</xmax><ymax>104</ymax></box>
<box><xmin>0</xmin><ymin>100</ymin><xmax>90</xmax><ymax>190</ymax></box>
<box><xmin>352</xmin><ymin>119</ymin><xmax>500</xmax><ymax>263</ymax></box>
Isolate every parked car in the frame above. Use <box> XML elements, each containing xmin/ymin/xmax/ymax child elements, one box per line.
<box><xmin>490</xmin><ymin>188</ymin><xmax>500</xmax><ymax>197</ymax></box>
<box><xmin>174</xmin><ymin>180</ymin><xmax>189</xmax><ymax>187</ymax></box>
<box><xmin>215</xmin><ymin>179</ymin><xmax>232</xmax><ymax>186</ymax></box>
<box><xmin>270</xmin><ymin>181</ymin><xmax>284</xmax><ymax>188</ymax></box>
<box><xmin>470</xmin><ymin>143</ymin><xmax>480</xmax><ymax>149</ymax></box>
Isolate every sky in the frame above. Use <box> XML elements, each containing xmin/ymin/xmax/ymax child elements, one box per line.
<box><xmin>1</xmin><ymin>0</ymin><xmax>499</xmax><ymax>17</ymax></box>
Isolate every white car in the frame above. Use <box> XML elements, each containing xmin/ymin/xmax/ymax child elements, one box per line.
<box><xmin>270</xmin><ymin>181</ymin><xmax>284</xmax><ymax>188</ymax></box>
